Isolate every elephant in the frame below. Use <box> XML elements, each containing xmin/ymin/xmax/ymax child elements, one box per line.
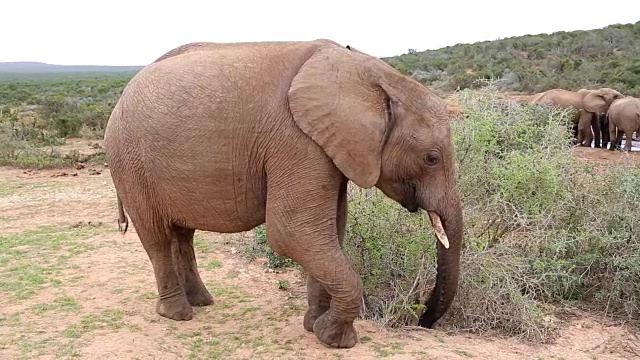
<box><xmin>608</xmin><ymin>96</ymin><xmax>640</xmax><ymax>151</ymax></box>
<box><xmin>574</xmin><ymin>109</ymin><xmax>594</xmax><ymax>147</ymax></box>
<box><xmin>529</xmin><ymin>87</ymin><xmax>624</xmax><ymax>148</ymax></box>
<box><xmin>103</xmin><ymin>39</ymin><xmax>464</xmax><ymax>349</ymax></box>
<box><xmin>573</xmin><ymin>110</ymin><xmax>610</xmax><ymax>148</ymax></box>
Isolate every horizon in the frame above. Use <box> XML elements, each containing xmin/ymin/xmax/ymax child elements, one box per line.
<box><xmin>1</xmin><ymin>1</ymin><xmax>639</xmax><ymax>66</ymax></box>
<box><xmin>1</xmin><ymin>18</ymin><xmax>638</xmax><ymax>68</ymax></box>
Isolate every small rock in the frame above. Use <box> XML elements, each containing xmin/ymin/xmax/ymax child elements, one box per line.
<box><xmin>75</xmin><ymin>163</ymin><xmax>85</xmax><ymax>170</ymax></box>
<box><xmin>88</xmin><ymin>169</ymin><xmax>102</xmax><ymax>175</ymax></box>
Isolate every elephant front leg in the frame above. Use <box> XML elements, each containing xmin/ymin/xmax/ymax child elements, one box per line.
<box><xmin>303</xmin><ymin>180</ymin><xmax>348</xmax><ymax>332</ymax></box>
<box><xmin>171</xmin><ymin>226</ymin><xmax>214</xmax><ymax>307</ymax></box>
<box><xmin>303</xmin><ymin>251</ymin><xmax>361</xmax><ymax>349</ymax></box>
<box><xmin>303</xmin><ymin>276</ymin><xmax>332</xmax><ymax>332</ymax></box>
<box><xmin>266</xmin><ymin>176</ymin><xmax>360</xmax><ymax>348</ymax></box>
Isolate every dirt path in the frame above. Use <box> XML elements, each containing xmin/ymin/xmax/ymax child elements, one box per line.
<box><xmin>571</xmin><ymin>145</ymin><xmax>640</xmax><ymax>166</ymax></box>
<box><xmin>1</xmin><ymin>143</ymin><xmax>639</xmax><ymax>359</ymax></box>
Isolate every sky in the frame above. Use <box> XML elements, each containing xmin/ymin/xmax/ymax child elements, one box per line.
<box><xmin>1</xmin><ymin>0</ymin><xmax>639</xmax><ymax>66</ymax></box>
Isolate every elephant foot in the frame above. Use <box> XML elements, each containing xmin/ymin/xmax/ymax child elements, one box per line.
<box><xmin>312</xmin><ymin>310</ymin><xmax>358</xmax><ymax>348</ymax></box>
<box><xmin>303</xmin><ymin>304</ymin><xmax>330</xmax><ymax>332</ymax></box>
<box><xmin>185</xmin><ymin>286</ymin><xmax>214</xmax><ymax>307</ymax></box>
<box><xmin>156</xmin><ymin>296</ymin><xmax>193</xmax><ymax>320</ymax></box>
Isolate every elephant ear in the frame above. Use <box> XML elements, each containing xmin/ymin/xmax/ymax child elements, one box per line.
<box><xmin>583</xmin><ymin>91</ymin><xmax>608</xmax><ymax>114</ymax></box>
<box><xmin>595</xmin><ymin>88</ymin><xmax>624</xmax><ymax>104</ymax></box>
<box><xmin>287</xmin><ymin>45</ymin><xmax>390</xmax><ymax>189</ymax></box>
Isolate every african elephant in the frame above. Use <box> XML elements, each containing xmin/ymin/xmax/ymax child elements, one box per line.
<box><xmin>529</xmin><ymin>88</ymin><xmax>624</xmax><ymax>148</ymax></box>
<box><xmin>574</xmin><ymin>109</ymin><xmax>594</xmax><ymax>147</ymax></box>
<box><xmin>608</xmin><ymin>96</ymin><xmax>640</xmax><ymax>151</ymax></box>
<box><xmin>103</xmin><ymin>39</ymin><xmax>464</xmax><ymax>349</ymax></box>
<box><xmin>572</xmin><ymin>111</ymin><xmax>610</xmax><ymax>148</ymax></box>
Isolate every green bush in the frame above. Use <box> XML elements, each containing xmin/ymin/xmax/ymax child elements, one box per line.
<box><xmin>342</xmin><ymin>84</ymin><xmax>640</xmax><ymax>341</ymax></box>
<box><xmin>0</xmin><ymin>73</ymin><xmax>133</xmax><ymax>168</ymax></box>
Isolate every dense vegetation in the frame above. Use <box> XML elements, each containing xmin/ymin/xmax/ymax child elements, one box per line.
<box><xmin>0</xmin><ymin>73</ymin><xmax>135</xmax><ymax>167</ymax></box>
<box><xmin>384</xmin><ymin>21</ymin><xmax>640</xmax><ymax>96</ymax></box>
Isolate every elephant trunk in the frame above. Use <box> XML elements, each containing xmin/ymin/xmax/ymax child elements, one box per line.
<box><xmin>418</xmin><ymin>194</ymin><xmax>463</xmax><ymax>328</ymax></box>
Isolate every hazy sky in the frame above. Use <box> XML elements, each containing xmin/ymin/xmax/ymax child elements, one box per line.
<box><xmin>1</xmin><ymin>0</ymin><xmax>638</xmax><ymax>65</ymax></box>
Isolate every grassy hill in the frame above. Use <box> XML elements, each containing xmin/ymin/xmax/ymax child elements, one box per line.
<box><xmin>383</xmin><ymin>21</ymin><xmax>640</xmax><ymax>96</ymax></box>
<box><xmin>0</xmin><ymin>62</ymin><xmax>142</xmax><ymax>82</ymax></box>
<box><xmin>0</xmin><ymin>62</ymin><xmax>142</xmax><ymax>74</ymax></box>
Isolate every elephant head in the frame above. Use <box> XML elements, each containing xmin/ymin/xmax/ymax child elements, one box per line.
<box><xmin>582</xmin><ymin>87</ymin><xmax>625</xmax><ymax>114</ymax></box>
<box><xmin>288</xmin><ymin>44</ymin><xmax>463</xmax><ymax>328</ymax></box>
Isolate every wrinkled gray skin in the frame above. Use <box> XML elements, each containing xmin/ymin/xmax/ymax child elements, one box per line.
<box><xmin>608</xmin><ymin>97</ymin><xmax>640</xmax><ymax>151</ymax></box>
<box><xmin>104</xmin><ymin>39</ymin><xmax>463</xmax><ymax>349</ymax></box>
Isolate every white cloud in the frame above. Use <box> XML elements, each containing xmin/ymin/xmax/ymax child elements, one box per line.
<box><xmin>1</xmin><ymin>0</ymin><xmax>638</xmax><ymax>65</ymax></box>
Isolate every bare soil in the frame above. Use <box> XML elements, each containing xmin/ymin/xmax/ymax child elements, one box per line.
<box><xmin>571</xmin><ymin>145</ymin><xmax>640</xmax><ymax>166</ymax></box>
<box><xmin>1</xmin><ymin>139</ymin><xmax>639</xmax><ymax>359</ymax></box>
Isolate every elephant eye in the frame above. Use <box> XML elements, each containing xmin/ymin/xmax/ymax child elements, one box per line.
<box><xmin>425</xmin><ymin>150</ymin><xmax>441</xmax><ymax>166</ymax></box>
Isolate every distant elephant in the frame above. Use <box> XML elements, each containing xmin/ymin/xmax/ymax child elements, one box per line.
<box><xmin>572</xmin><ymin>111</ymin><xmax>610</xmax><ymax>148</ymax></box>
<box><xmin>574</xmin><ymin>109</ymin><xmax>594</xmax><ymax>147</ymax></box>
<box><xmin>530</xmin><ymin>88</ymin><xmax>624</xmax><ymax>148</ymax></box>
<box><xmin>608</xmin><ymin>96</ymin><xmax>640</xmax><ymax>151</ymax></box>
<box><xmin>104</xmin><ymin>39</ymin><xmax>464</xmax><ymax>349</ymax></box>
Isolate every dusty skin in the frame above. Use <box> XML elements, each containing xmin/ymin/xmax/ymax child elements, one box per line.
<box><xmin>1</xmin><ymin>139</ymin><xmax>639</xmax><ymax>359</ymax></box>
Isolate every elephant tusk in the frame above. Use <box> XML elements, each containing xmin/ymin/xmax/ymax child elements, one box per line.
<box><xmin>427</xmin><ymin>211</ymin><xmax>449</xmax><ymax>249</ymax></box>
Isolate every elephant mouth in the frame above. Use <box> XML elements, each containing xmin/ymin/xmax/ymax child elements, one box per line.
<box><xmin>402</xmin><ymin>179</ymin><xmax>420</xmax><ymax>212</ymax></box>
<box><xmin>399</xmin><ymin>180</ymin><xmax>450</xmax><ymax>248</ymax></box>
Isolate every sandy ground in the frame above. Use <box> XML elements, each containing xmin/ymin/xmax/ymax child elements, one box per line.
<box><xmin>571</xmin><ymin>143</ymin><xmax>640</xmax><ymax>166</ymax></box>
<box><xmin>1</xmin><ymin>139</ymin><xmax>639</xmax><ymax>359</ymax></box>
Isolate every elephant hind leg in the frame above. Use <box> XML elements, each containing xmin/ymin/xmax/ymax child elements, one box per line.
<box><xmin>135</xmin><ymin>219</ymin><xmax>193</xmax><ymax>321</ymax></box>
<box><xmin>624</xmin><ymin>131</ymin><xmax>634</xmax><ymax>151</ymax></box>
<box><xmin>614</xmin><ymin>130</ymin><xmax>624</xmax><ymax>151</ymax></box>
<box><xmin>171</xmin><ymin>226</ymin><xmax>214</xmax><ymax>307</ymax></box>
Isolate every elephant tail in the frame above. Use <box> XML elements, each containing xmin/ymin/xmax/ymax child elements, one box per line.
<box><xmin>117</xmin><ymin>194</ymin><xmax>129</xmax><ymax>235</ymax></box>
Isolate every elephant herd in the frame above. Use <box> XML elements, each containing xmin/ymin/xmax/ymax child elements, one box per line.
<box><xmin>518</xmin><ymin>88</ymin><xmax>640</xmax><ymax>152</ymax></box>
